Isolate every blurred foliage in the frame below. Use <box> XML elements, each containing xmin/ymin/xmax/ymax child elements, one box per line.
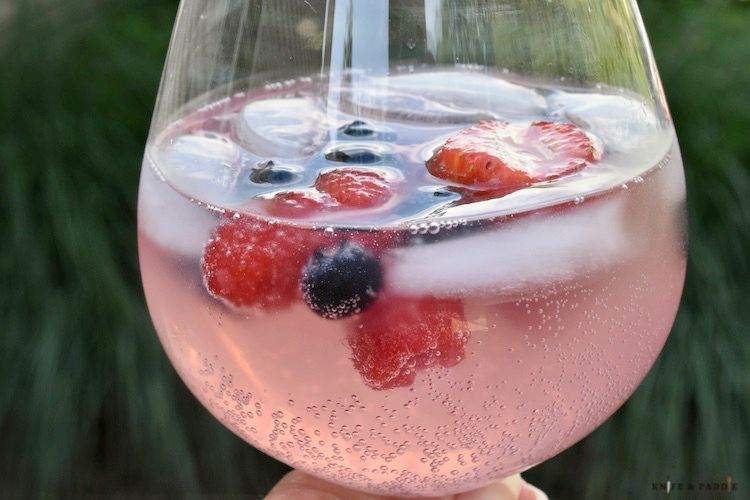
<box><xmin>0</xmin><ymin>0</ymin><xmax>748</xmax><ymax>499</ymax></box>
<box><xmin>433</xmin><ymin>0</ymin><xmax>653</xmax><ymax>96</ymax></box>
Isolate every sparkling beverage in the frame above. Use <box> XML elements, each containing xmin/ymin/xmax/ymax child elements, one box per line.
<box><xmin>138</xmin><ymin>72</ymin><xmax>686</xmax><ymax>496</ymax></box>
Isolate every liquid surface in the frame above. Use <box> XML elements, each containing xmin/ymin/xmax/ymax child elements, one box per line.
<box><xmin>147</xmin><ymin>71</ymin><xmax>673</xmax><ymax>226</ymax></box>
<box><xmin>139</xmin><ymin>71</ymin><xmax>686</xmax><ymax>496</ymax></box>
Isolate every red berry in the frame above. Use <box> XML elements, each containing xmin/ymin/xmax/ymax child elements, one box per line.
<box><xmin>348</xmin><ymin>297</ymin><xmax>469</xmax><ymax>390</ymax></box>
<box><xmin>266</xmin><ymin>190</ymin><xmax>332</xmax><ymax>218</ymax></box>
<box><xmin>315</xmin><ymin>169</ymin><xmax>392</xmax><ymax>209</ymax></box>
<box><xmin>338</xmin><ymin>230</ymin><xmax>401</xmax><ymax>257</ymax></box>
<box><xmin>201</xmin><ymin>214</ymin><xmax>319</xmax><ymax>310</ymax></box>
<box><xmin>426</xmin><ymin>120</ymin><xmax>599</xmax><ymax>189</ymax></box>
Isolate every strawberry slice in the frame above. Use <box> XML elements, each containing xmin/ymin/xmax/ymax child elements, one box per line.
<box><xmin>426</xmin><ymin>120</ymin><xmax>599</xmax><ymax>189</ymax></box>
<box><xmin>315</xmin><ymin>168</ymin><xmax>392</xmax><ymax>209</ymax></box>
<box><xmin>348</xmin><ymin>296</ymin><xmax>470</xmax><ymax>390</ymax></box>
<box><xmin>201</xmin><ymin>215</ymin><xmax>321</xmax><ymax>310</ymax></box>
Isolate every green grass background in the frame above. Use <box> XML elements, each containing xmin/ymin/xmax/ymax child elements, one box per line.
<box><xmin>0</xmin><ymin>0</ymin><xmax>748</xmax><ymax>498</ymax></box>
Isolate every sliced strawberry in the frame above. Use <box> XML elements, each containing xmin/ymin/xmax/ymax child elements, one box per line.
<box><xmin>315</xmin><ymin>169</ymin><xmax>392</xmax><ymax>209</ymax></box>
<box><xmin>266</xmin><ymin>190</ymin><xmax>333</xmax><ymax>218</ymax></box>
<box><xmin>348</xmin><ymin>296</ymin><xmax>469</xmax><ymax>390</ymax></box>
<box><xmin>426</xmin><ymin>120</ymin><xmax>599</xmax><ymax>189</ymax></box>
<box><xmin>201</xmin><ymin>215</ymin><xmax>321</xmax><ymax>310</ymax></box>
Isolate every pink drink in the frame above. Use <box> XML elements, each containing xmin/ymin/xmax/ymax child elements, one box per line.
<box><xmin>138</xmin><ymin>72</ymin><xmax>686</xmax><ymax>496</ymax></box>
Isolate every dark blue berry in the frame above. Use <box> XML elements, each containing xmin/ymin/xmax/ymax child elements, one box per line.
<box><xmin>250</xmin><ymin>161</ymin><xmax>300</xmax><ymax>185</ymax></box>
<box><xmin>339</xmin><ymin>120</ymin><xmax>375</xmax><ymax>137</ymax></box>
<box><xmin>325</xmin><ymin>146</ymin><xmax>382</xmax><ymax>164</ymax></box>
<box><xmin>337</xmin><ymin>120</ymin><xmax>397</xmax><ymax>142</ymax></box>
<box><xmin>301</xmin><ymin>241</ymin><xmax>383</xmax><ymax>320</ymax></box>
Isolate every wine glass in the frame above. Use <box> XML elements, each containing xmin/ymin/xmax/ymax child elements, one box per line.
<box><xmin>138</xmin><ymin>0</ymin><xmax>686</xmax><ymax>496</ymax></box>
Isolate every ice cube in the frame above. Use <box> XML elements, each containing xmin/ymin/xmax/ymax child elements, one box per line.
<box><xmin>340</xmin><ymin>72</ymin><xmax>546</xmax><ymax>124</ymax></box>
<box><xmin>387</xmin><ymin>197</ymin><xmax>630</xmax><ymax>297</ymax></box>
<box><xmin>546</xmin><ymin>90</ymin><xmax>660</xmax><ymax>153</ymax></box>
<box><xmin>157</xmin><ymin>132</ymin><xmax>243</xmax><ymax>206</ymax></box>
<box><xmin>385</xmin><ymin>72</ymin><xmax>548</xmax><ymax>120</ymax></box>
<box><xmin>138</xmin><ymin>166</ymin><xmax>218</xmax><ymax>257</ymax></box>
<box><xmin>340</xmin><ymin>87</ymin><xmax>493</xmax><ymax>124</ymax></box>
<box><xmin>234</xmin><ymin>97</ymin><xmax>328</xmax><ymax>158</ymax></box>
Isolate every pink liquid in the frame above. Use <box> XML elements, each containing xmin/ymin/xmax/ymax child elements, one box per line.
<box><xmin>138</xmin><ymin>73</ymin><xmax>686</xmax><ymax>496</ymax></box>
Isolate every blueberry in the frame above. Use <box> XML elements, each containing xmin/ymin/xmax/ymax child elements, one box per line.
<box><xmin>324</xmin><ymin>147</ymin><xmax>382</xmax><ymax>164</ymax></box>
<box><xmin>433</xmin><ymin>189</ymin><xmax>453</xmax><ymax>198</ymax></box>
<box><xmin>250</xmin><ymin>161</ymin><xmax>300</xmax><ymax>185</ymax></box>
<box><xmin>339</xmin><ymin>120</ymin><xmax>375</xmax><ymax>137</ymax></box>
<box><xmin>301</xmin><ymin>241</ymin><xmax>383</xmax><ymax>319</ymax></box>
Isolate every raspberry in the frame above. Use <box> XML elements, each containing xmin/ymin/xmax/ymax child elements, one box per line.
<box><xmin>348</xmin><ymin>297</ymin><xmax>470</xmax><ymax>390</ymax></box>
<box><xmin>201</xmin><ymin>214</ymin><xmax>319</xmax><ymax>310</ymax></box>
<box><xmin>339</xmin><ymin>230</ymin><xmax>400</xmax><ymax>256</ymax></box>
<box><xmin>315</xmin><ymin>169</ymin><xmax>392</xmax><ymax>209</ymax></box>
<box><xmin>264</xmin><ymin>169</ymin><xmax>394</xmax><ymax>217</ymax></box>
<box><xmin>426</xmin><ymin>120</ymin><xmax>599</xmax><ymax>189</ymax></box>
<box><xmin>266</xmin><ymin>190</ymin><xmax>332</xmax><ymax>218</ymax></box>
